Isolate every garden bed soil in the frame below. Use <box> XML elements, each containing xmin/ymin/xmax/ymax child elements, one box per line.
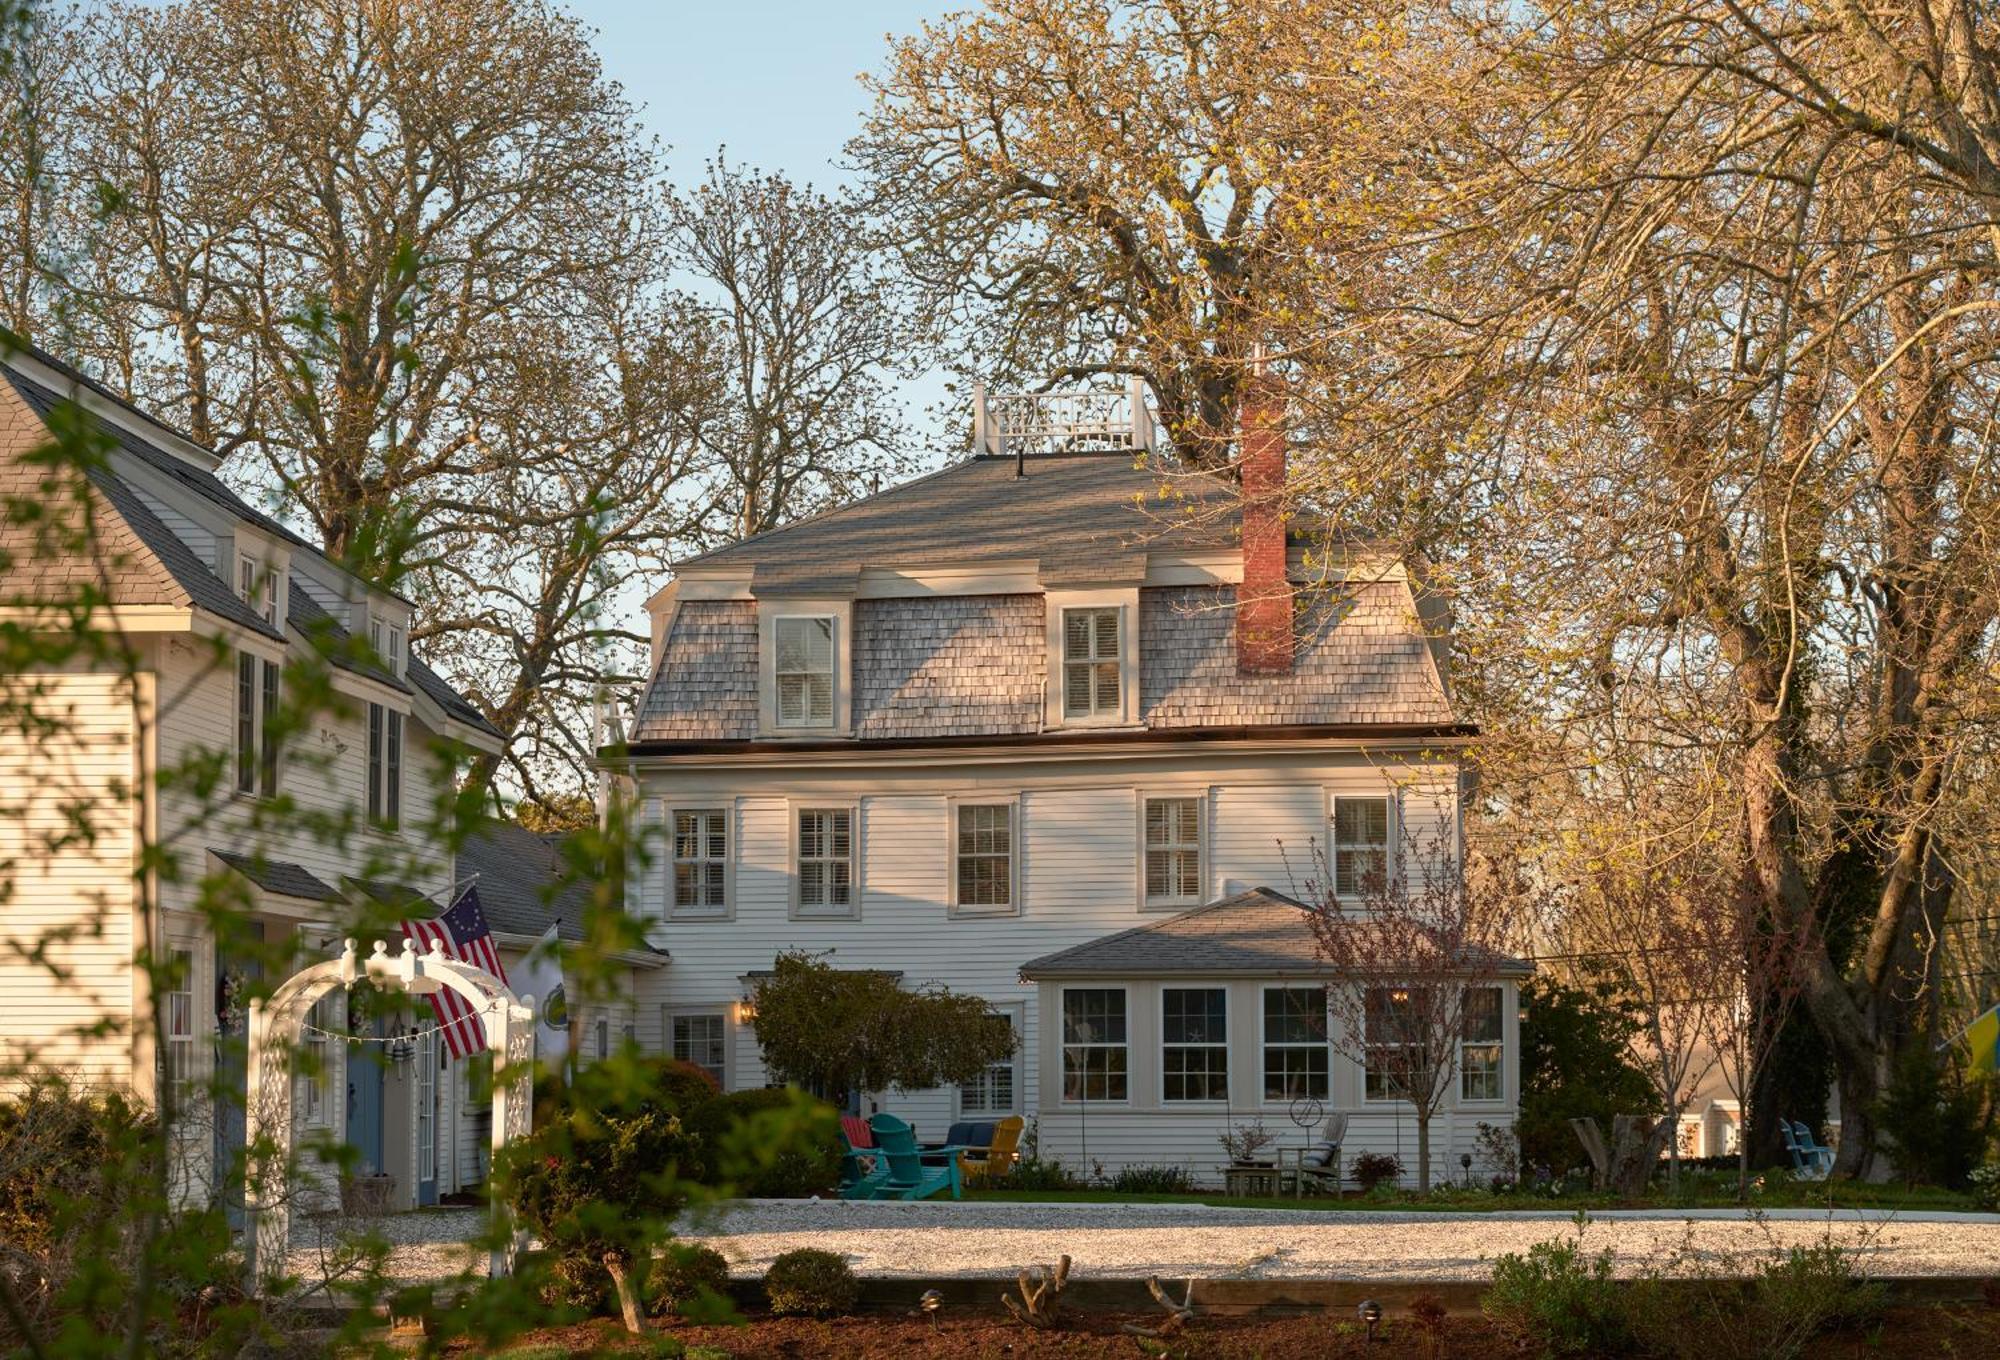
<box><xmin>462</xmin><ymin>1304</ymin><xmax>2000</xmax><ymax>1358</ymax></box>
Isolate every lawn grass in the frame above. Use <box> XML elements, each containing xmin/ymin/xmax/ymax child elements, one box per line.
<box><xmin>963</xmin><ymin>1178</ymin><xmax>1977</xmax><ymax>1214</ymax></box>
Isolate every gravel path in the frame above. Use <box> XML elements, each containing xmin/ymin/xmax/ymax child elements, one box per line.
<box><xmin>285</xmin><ymin>1200</ymin><xmax>2000</xmax><ymax>1289</ymax></box>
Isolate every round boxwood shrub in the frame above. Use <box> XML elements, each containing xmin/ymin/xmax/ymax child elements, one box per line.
<box><xmin>685</xmin><ymin>1088</ymin><xmax>841</xmax><ymax>1196</ymax></box>
<box><xmin>1351</xmin><ymin>1151</ymin><xmax>1403</xmax><ymax>1193</ymax></box>
<box><xmin>649</xmin><ymin>1242</ymin><xmax>732</xmax><ymax>1319</ymax></box>
<box><xmin>763</xmin><ymin>1248</ymin><xmax>858</xmax><ymax>1317</ymax></box>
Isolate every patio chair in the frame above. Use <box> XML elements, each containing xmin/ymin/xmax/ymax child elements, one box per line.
<box><xmin>1286</xmin><ymin>1113</ymin><xmax>1348</xmax><ymax>1198</ymax></box>
<box><xmin>1779</xmin><ymin>1118</ymin><xmax>1830</xmax><ymax>1180</ymax></box>
<box><xmin>839</xmin><ymin>1116</ymin><xmax>889</xmax><ymax>1200</ymax></box>
<box><xmin>923</xmin><ymin>1119</ymin><xmax>995</xmax><ymax>1178</ymax></box>
<box><xmin>1790</xmin><ymin>1120</ymin><xmax>1835</xmax><ymax>1178</ymax></box>
<box><xmin>869</xmin><ymin>1112</ymin><xmax>965</xmax><ymax>1201</ymax></box>
<box><xmin>960</xmin><ymin>1116</ymin><xmax>1026</xmax><ymax>1187</ymax></box>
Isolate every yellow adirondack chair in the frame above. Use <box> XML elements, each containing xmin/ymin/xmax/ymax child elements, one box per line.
<box><xmin>964</xmin><ymin>1115</ymin><xmax>1026</xmax><ymax>1186</ymax></box>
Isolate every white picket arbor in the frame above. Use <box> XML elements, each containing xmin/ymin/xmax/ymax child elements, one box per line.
<box><xmin>241</xmin><ymin>936</ymin><xmax>537</xmax><ymax>1291</ymax></box>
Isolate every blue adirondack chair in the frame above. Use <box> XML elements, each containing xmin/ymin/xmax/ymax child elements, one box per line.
<box><xmin>1780</xmin><ymin>1117</ymin><xmax>1831</xmax><ymax>1180</ymax></box>
<box><xmin>869</xmin><ymin>1112</ymin><xmax>964</xmax><ymax>1201</ymax></box>
<box><xmin>1790</xmin><ymin>1120</ymin><xmax>1835</xmax><ymax>1177</ymax></box>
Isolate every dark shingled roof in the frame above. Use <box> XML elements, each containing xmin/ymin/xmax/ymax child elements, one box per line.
<box><xmin>455</xmin><ymin>819</ymin><xmax>597</xmax><ymax>945</ymax></box>
<box><xmin>1019</xmin><ymin>887</ymin><xmax>1534</xmax><ymax>978</ymax></box>
<box><xmin>285</xmin><ymin>579</ymin><xmax>409</xmax><ymax>693</ymax></box>
<box><xmin>409</xmin><ymin>653</ymin><xmax>502</xmax><ymax>737</ymax></box>
<box><xmin>676</xmin><ymin>453</ymin><xmax>1245</xmax><ymax>583</ymax></box>
<box><xmin>211</xmin><ymin>850</ymin><xmax>340</xmax><ymax>902</ymax></box>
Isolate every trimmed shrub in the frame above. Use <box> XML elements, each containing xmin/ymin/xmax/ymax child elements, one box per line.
<box><xmin>1484</xmin><ymin>1231</ymin><xmax>1629</xmax><ymax>1357</ymax></box>
<box><xmin>763</xmin><ymin>1248</ymin><xmax>858</xmax><ymax>1317</ymax></box>
<box><xmin>649</xmin><ymin>1242</ymin><xmax>733</xmax><ymax>1319</ymax></box>
<box><xmin>1351</xmin><ymin>1151</ymin><xmax>1403</xmax><ymax>1192</ymax></box>
<box><xmin>1111</xmin><ymin>1164</ymin><xmax>1195</xmax><ymax>1194</ymax></box>
<box><xmin>536</xmin><ymin>1251</ymin><xmax>613</xmax><ymax>1316</ymax></box>
<box><xmin>685</xmin><ymin>1088</ymin><xmax>841</xmax><ymax>1196</ymax></box>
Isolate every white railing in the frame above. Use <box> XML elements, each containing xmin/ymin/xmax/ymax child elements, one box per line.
<box><xmin>972</xmin><ymin>376</ymin><xmax>1158</xmax><ymax>455</ymax></box>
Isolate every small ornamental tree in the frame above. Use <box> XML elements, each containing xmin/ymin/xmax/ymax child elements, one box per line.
<box><xmin>1293</xmin><ymin>830</ymin><xmax>1535</xmax><ymax>1193</ymax></box>
<box><xmin>750</xmin><ymin>951</ymin><xmax>1016</xmax><ymax>1104</ymax></box>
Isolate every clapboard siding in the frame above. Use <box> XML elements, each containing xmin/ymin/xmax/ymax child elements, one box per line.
<box><xmin>0</xmin><ymin>672</ymin><xmax>136</xmax><ymax>1082</ymax></box>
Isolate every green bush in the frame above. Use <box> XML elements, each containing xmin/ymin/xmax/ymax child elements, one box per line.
<box><xmin>684</xmin><ymin>1087</ymin><xmax>841</xmax><ymax>1196</ymax></box>
<box><xmin>649</xmin><ymin>1242</ymin><xmax>733</xmax><ymax>1319</ymax></box>
<box><xmin>1007</xmin><ymin>1154</ymin><xmax>1085</xmax><ymax>1191</ymax></box>
<box><xmin>1754</xmin><ymin>1240</ymin><xmax>1885</xmax><ymax>1349</ymax></box>
<box><xmin>1871</xmin><ymin>1046</ymin><xmax>1991</xmax><ymax>1189</ymax></box>
<box><xmin>1969</xmin><ymin>1164</ymin><xmax>2000</xmax><ymax>1211</ymax></box>
<box><xmin>1516</xmin><ymin>978</ymin><xmax>1657</xmax><ymax>1177</ymax></box>
<box><xmin>535</xmin><ymin>1250</ymin><xmax>612</xmax><ymax>1316</ymax></box>
<box><xmin>1628</xmin><ymin>1229</ymin><xmax>1884</xmax><ymax>1360</ymax></box>
<box><xmin>1350</xmin><ymin>1151</ymin><xmax>1402</xmax><ymax>1192</ymax></box>
<box><xmin>1483</xmin><ymin>1230</ymin><xmax>1630</xmax><ymax>1358</ymax></box>
<box><xmin>1110</xmin><ymin>1164</ymin><xmax>1194</xmax><ymax>1194</ymax></box>
<box><xmin>762</xmin><ymin>1247</ymin><xmax>859</xmax><ymax>1316</ymax></box>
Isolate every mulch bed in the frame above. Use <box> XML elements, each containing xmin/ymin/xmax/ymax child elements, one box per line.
<box><xmin>461</xmin><ymin>1304</ymin><xmax>2000</xmax><ymax>1358</ymax></box>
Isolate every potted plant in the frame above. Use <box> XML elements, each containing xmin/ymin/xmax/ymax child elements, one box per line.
<box><xmin>1218</xmin><ymin>1117</ymin><xmax>1278</xmax><ymax>1166</ymax></box>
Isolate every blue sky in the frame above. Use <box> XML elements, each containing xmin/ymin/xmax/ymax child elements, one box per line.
<box><xmin>564</xmin><ymin>1</ymin><xmax>950</xmax><ymax>188</ymax></box>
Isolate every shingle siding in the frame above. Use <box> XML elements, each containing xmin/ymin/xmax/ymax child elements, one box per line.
<box><xmin>1140</xmin><ymin>583</ymin><xmax>1452</xmax><ymax>728</ymax></box>
<box><xmin>634</xmin><ymin>601</ymin><xmax>758</xmax><ymax>740</ymax></box>
<box><xmin>852</xmin><ymin>595</ymin><xmax>1044</xmax><ymax>738</ymax></box>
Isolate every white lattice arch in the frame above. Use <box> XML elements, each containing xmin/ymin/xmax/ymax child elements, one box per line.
<box><xmin>241</xmin><ymin>936</ymin><xmax>538</xmax><ymax>1292</ymax></box>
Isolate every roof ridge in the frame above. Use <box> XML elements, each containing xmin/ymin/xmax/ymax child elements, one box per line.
<box><xmin>674</xmin><ymin>454</ymin><xmax>981</xmax><ymax>570</ymax></box>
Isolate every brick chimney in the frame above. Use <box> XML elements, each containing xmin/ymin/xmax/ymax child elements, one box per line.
<box><xmin>1236</xmin><ymin>367</ymin><xmax>1292</xmax><ymax>675</ymax></box>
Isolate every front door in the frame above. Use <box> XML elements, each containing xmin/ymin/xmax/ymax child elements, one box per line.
<box><xmin>415</xmin><ymin>1029</ymin><xmax>439</xmax><ymax>1206</ymax></box>
<box><xmin>345</xmin><ymin>1009</ymin><xmax>385</xmax><ymax>1173</ymax></box>
<box><xmin>213</xmin><ymin>924</ymin><xmax>264</xmax><ymax>1231</ymax></box>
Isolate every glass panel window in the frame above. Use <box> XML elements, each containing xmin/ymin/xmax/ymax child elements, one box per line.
<box><xmin>672</xmin><ymin>1012</ymin><xmax>727</xmax><ymax>1085</ymax></box>
<box><xmin>1262</xmin><ymin>986</ymin><xmax>1329</xmax><ymax>1100</ymax></box>
<box><xmin>1060</xmin><ymin>988</ymin><xmax>1127</xmax><ymax>1101</ymax></box>
<box><xmin>369</xmin><ymin>704</ymin><xmax>401</xmax><ymax>829</ymax></box>
<box><xmin>234</xmin><ymin>653</ymin><xmax>257</xmax><ymax>794</ymax></box>
<box><xmin>1144</xmin><ymin>797</ymin><xmax>1201</xmax><ymax>905</ymax></box>
<box><xmin>1364</xmin><ymin>985</ymin><xmax>1429</xmax><ymax>1101</ymax></box>
<box><xmin>673</xmin><ymin>810</ymin><xmax>729</xmax><ymax>913</ymax></box>
<box><xmin>774</xmin><ymin>616</ymin><xmax>835</xmax><ymax>727</ymax></box>
<box><xmin>960</xmin><ymin>1011</ymin><xmax>1018</xmax><ymax>1114</ymax></box>
<box><xmin>164</xmin><ymin>947</ymin><xmax>195</xmax><ymax>1097</ymax></box>
<box><xmin>259</xmin><ymin>660</ymin><xmax>280</xmax><ymax>796</ymax></box>
<box><xmin>1334</xmin><ymin>796</ymin><xmax>1390</xmax><ymax>898</ymax></box>
<box><xmin>1461</xmin><ymin>986</ymin><xmax>1504</xmax><ymax>1101</ymax></box>
<box><xmin>1162</xmin><ymin>987</ymin><xmax>1228</xmax><ymax>1101</ymax></box>
<box><xmin>796</xmin><ymin>807</ymin><xmax>855</xmax><ymax>915</ymax></box>
<box><xmin>1061</xmin><ymin>607</ymin><xmax>1121</xmax><ymax>718</ymax></box>
<box><xmin>955</xmin><ymin>803</ymin><xmax>1013</xmax><ymax>910</ymax></box>
<box><xmin>301</xmin><ymin>993</ymin><xmax>334</xmax><ymax>1125</ymax></box>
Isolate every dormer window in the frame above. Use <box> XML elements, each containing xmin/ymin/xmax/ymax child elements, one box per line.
<box><xmin>1043</xmin><ymin>590</ymin><xmax>1136</xmax><ymax>728</ymax></box>
<box><xmin>774</xmin><ymin>615</ymin><xmax>835</xmax><ymax>728</ymax></box>
<box><xmin>1062</xmin><ymin>607</ymin><xmax>1121</xmax><ymax>718</ymax></box>
<box><xmin>237</xmin><ymin>553</ymin><xmax>279</xmax><ymax>626</ymax></box>
<box><xmin>368</xmin><ymin>614</ymin><xmax>404</xmax><ymax>674</ymax></box>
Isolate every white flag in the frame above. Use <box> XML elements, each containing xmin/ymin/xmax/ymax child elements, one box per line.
<box><xmin>516</xmin><ymin>923</ymin><xmax>570</xmax><ymax>1072</ymax></box>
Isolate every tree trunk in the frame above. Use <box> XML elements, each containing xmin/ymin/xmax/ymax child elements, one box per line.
<box><xmin>1415</xmin><ymin>1112</ymin><xmax>1431</xmax><ymax>1194</ymax></box>
<box><xmin>603</xmin><ymin>1252</ymin><xmax>647</xmax><ymax>1335</ymax></box>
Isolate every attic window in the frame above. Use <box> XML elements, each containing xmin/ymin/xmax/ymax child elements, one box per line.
<box><xmin>774</xmin><ymin>616</ymin><xmax>835</xmax><ymax>728</ymax></box>
<box><xmin>1061</xmin><ymin>607</ymin><xmax>1121</xmax><ymax>718</ymax></box>
<box><xmin>237</xmin><ymin>554</ymin><xmax>279</xmax><ymax>626</ymax></box>
<box><xmin>368</xmin><ymin>615</ymin><xmax>404</xmax><ymax>673</ymax></box>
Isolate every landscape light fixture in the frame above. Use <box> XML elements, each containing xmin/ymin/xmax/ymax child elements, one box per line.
<box><xmin>1460</xmin><ymin>1152</ymin><xmax>1473</xmax><ymax>1186</ymax></box>
<box><xmin>1359</xmin><ymin>1298</ymin><xmax>1383</xmax><ymax>1343</ymax></box>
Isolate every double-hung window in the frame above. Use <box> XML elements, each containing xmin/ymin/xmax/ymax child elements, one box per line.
<box><xmin>1262</xmin><ymin>985</ymin><xmax>1329</xmax><ymax>1101</ymax></box>
<box><xmin>1143</xmin><ymin>796</ymin><xmax>1202</xmax><ymax>907</ymax></box>
<box><xmin>953</xmin><ymin>802</ymin><xmax>1015</xmax><ymax>913</ymax></box>
<box><xmin>163</xmin><ymin>947</ymin><xmax>196</xmax><ymax>1099</ymax></box>
<box><xmin>1060</xmin><ymin>988</ymin><xmax>1127</xmax><ymax>1101</ymax></box>
<box><xmin>1364</xmin><ymin>985</ymin><xmax>1428</xmax><ymax>1101</ymax></box>
<box><xmin>672</xmin><ymin>809</ymin><xmax>729</xmax><ymax>916</ymax></box>
<box><xmin>1333</xmin><ymin>796</ymin><xmax>1390</xmax><ymax>899</ymax></box>
<box><xmin>671</xmin><ymin>1011</ymin><xmax>727</xmax><ymax>1086</ymax></box>
<box><xmin>368</xmin><ymin>703</ymin><xmax>403</xmax><ymax>829</ymax></box>
<box><xmin>1460</xmin><ymin>986</ymin><xmax>1504</xmax><ymax>1101</ymax></box>
<box><xmin>368</xmin><ymin>615</ymin><xmax>403</xmax><ymax>673</ymax></box>
<box><xmin>301</xmin><ymin>993</ymin><xmax>334</xmax><ymax>1125</ymax></box>
<box><xmin>1061</xmin><ymin>606</ymin><xmax>1121</xmax><ymax>719</ymax></box>
<box><xmin>774</xmin><ymin>616</ymin><xmax>835</xmax><ymax>727</ymax></box>
<box><xmin>1162</xmin><ymin>987</ymin><xmax>1228</xmax><ymax>1102</ymax></box>
<box><xmin>960</xmin><ymin>1009</ymin><xmax>1019</xmax><ymax>1114</ymax></box>
<box><xmin>795</xmin><ymin>807</ymin><xmax>855</xmax><ymax>916</ymax></box>
<box><xmin>234</xmin><ymin>654</ymin><xmax>280</xmax><ymax>797</ymax></box>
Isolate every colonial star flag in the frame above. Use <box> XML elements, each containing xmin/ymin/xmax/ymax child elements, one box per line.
<box><xmin>513</xmin><ymin>922</ymin><xmax>570</xmax><ymax>1071</ymax></box>
<box><xmin>401</xmin><ymin>882</ymin><xmax>507</xmax><ymax>1059</ymax></box>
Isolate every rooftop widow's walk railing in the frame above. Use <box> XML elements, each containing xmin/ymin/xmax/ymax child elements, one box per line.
<box><xmin>972</xmin><ymin>377</ymin><xmax>1160</xmax><ymax>457</ymax></box>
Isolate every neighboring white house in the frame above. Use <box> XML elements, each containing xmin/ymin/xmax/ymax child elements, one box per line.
<box><xmin>0</xmin><ymin>340</ymin><xmax>524</xmax><ymax>1215</ymax></box>
<box><xmin>613</xmin><ymin>384</ymin><xmax>1531</xmax><ymax>1188</ymax></box>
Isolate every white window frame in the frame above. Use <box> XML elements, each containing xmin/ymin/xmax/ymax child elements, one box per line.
<box><xmin>1059</xmin><ymin>986</ymin><xmax>1130</xmax><ymax>1105</ymax></box>
<box><xmin>163</xmin><ymin>944</ymin><xmax>198</xmax><ymax>1100</ymax></box>
<box><xmin>1460</xmin><ymin>984</ymin><xmax>1506</xmax><ymax>1104</ymax></box>
<box><xmin>1042</xmin><ymin>588</ymin><xmax>1138</xmax><ymax>728</ymax></box>
<box><xmin>790</xmin><ymin>800</ymin><xmax>861</xmax><ymax>920</ymax></box>
<box><xmin>773</xmin><ymin>614</ymin><xmax>837</xmax><ymax>728</ymax></box>
<box><xmin>1160</xmin><ymin>986</ymin><xmax>1229</xmax><ymax>1104</ymax></box>
<box><xmin>958</xmin><ymin>1002</ymin><xmax>1023</xmax><ymax>1116</ymax></box>
<box><xmin>300</xmin><ymin>992</ymin><xmax>337</xmax><ymax>1127</ymax></box>
<box><xmin>667</xmin><ymin>805</ymin><xmax>733</xmax><ymax>920</ymax></box>
<box><xmin>1261</xmin><ymin>985</ymin><xmax>1330</xmax><ymax>1105</ymax></box>
<box><xmin>1137</xmin><ymin>790</ymin><xmax>1206</xmax><ymax>910</ymax></box>
<box><xmin>1330</xmin><ymin>792</ymin><xmax>1394</xmax><ymax>902</ymax></box>
<box><xmin>368</xmin><ymin>702</ymin><xmax>404</xmax><ymax>830</ymax></box>
<box><xmin>948</xmin><ymin>795</ymin><xmax>1020</xmax><ymax>917</ymax></box>
<box><xmin>594</xmin><ymin>1017</ymin><xmax>610</xmax><ymax>1061</ymax></box>
<box><xmin>668</xmin><ymin>1008</ymin><xmax>729</xmax><ymax>1088</ymax></box>
<box><xmin>757</xmin><ymin>599</ymin><xmax>853</xmax><ymax>735</ymax></box>
<box><xmin>368</xmin><ymin>612</ymin><xmax>405</xmax><ymax>675</ymax></box>
<box><xmin>1363</xmin><ymin>984</ymin><xmax>1428</xmax><ymax>1104</ymax></box>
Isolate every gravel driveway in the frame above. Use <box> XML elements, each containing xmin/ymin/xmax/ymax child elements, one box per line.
<box><xmin>286</xmin><ymin>1200</ymin><xmax>2000</xmax><ymax>1289</ymax></box>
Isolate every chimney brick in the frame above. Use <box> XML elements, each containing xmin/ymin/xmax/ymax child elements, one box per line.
<box><xmin>1236</xmin><ymin>374</ymin><xmax>1292</xmax><ymax>675</ymax></box>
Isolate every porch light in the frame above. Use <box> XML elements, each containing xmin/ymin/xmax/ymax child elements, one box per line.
<box><xmin>736</xmin><ymin>996</ymin><xmax>757</xmax><ymax>1024</ymax></box>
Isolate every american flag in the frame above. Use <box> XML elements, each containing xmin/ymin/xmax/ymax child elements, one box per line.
<box><xmin>401</xmin><ymin>883</ymin><xmax>508</xmax><ymax>1059</ymax></box>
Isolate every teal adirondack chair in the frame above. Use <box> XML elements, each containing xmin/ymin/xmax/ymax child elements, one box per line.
<box><xmin>868</xmin><ymin>1113</ymin><xmax>964</xmax><ymax>1201</ymax></box>
<box><xmin>839</xmin><ymin>1115</ymin><xmax>890</xmax><ymax>1200</ymax></box>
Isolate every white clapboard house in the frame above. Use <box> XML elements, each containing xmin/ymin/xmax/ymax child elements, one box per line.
<box><xmin>616</xmin><ymin>384</ymin><xmax>1530</xmax><ymax>1187</ymax></box>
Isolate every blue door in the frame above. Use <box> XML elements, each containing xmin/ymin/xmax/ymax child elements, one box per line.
<box><xmin>346</xmin><ymin>1011</ymin><xmax>385</xmax><ymax>1174</ymax></box>
<box><xmin>213</xmin><ymin>925</ymin><xmax>264</xmax><ymax>1232</ymax></box>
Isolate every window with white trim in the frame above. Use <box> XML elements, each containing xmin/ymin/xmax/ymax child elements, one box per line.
<box><xmin>1060</xmin><ymin>987</ymin><xmax>1127</xmax><ymax>1101</ymax></box>
<box><xmin>953</xmin><ymin>802</ymin><xmax>1014</xmax><ymax>912</ymax></box>
<box><xmin>234</xmin><ymin>654</ymin><xmax>280</xmax><ymax>798</ymax></box>
<box><xmin>795</xmin><ymin>807</ymin><xmax>855</xmax><ymax>916</ymax></box>
<box><xmin>368</xmin><ymin>614</ymin><xmax>403</xmax><ymax>672</ymax></box>
<box><xmin>774</xmin><ymin>616</ymin><xmax>836</xmax><ymax>727</ymax></box>
<box><xmin>959</xmin><ymin>1008</ymin><xmax>1019</xmax><ymax>1114</ymax></box>
<box><xmin>672</xmin><ymin>809</ymin><xmax>729</xmax><ymax>915</ymax></box>
<box><xmin>671</xmin><ymin>1011</ymin><xmax>727</xmax><ymax>1086</ymax></box>
<box><xmin>1143</xmin><ymin>796</ymin><xmax>1202</xmax><ymax>907</ymax></box>
<box><xmin>368</xmin><ymin>703</ymin><xmax>402</xmax><ymax>829</ymax></box>
<box><xmin>1061</xmin><ymin>607</ymin><xmax>1121</xmax><ymax>718</ymax></box>
<box><xmin>1333</xmin><ymin>796</ymin><xmax>1390</xmax><ymax>898</ymax></box>
<box><xmin>301</xmin><ymin>993</ymin><xmax>334</xmax><ymax>1125</ymax></box>
<box><xmin>594</xmin><ymin>1018</ymin><xmax>610</xmax><ymax>1061</ymax></box>
<box><xmin>239</xmin><ymin>553</ymin><xmax>278</xmax><ymax>624</ymax></box>
<box><xmin>1461</xmin><ymin>986</ymin><xmax>1504</xmax><ymax>1101</ymax></box>
<box><xmin>1262</xmin><ymin>986</ymin><xmax>1329</xmax><ymax>1101</ymax></box>
<box><xmin>163</xmin><ymin>947</ymin><xmax>196</xmax><ymax>1098</ymax></box>
<box><xmin>1162</xmin><ymin>987</ymin><xmax>1228</xmax><ymax>1101</ymax></box>
<box><xmin>1364</xmin><ymin>985</ymin><xmax>1428</xmax><ymax>1101</ymax></box>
